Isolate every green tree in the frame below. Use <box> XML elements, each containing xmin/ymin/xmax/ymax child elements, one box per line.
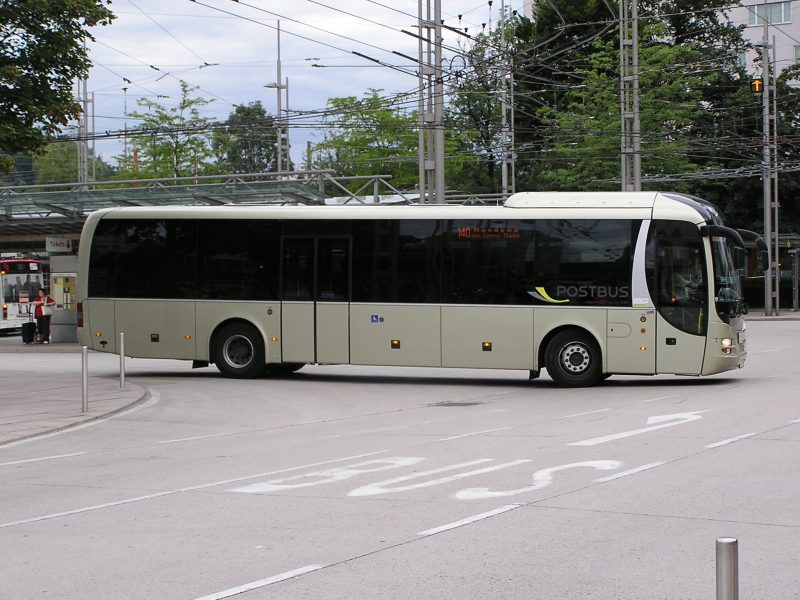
<box><xmin>118</xmin><ymin>81</ymin><xmax>216</xmax><ymax>180</ymax></box>
<box><xmin>505</xmin><ymin>1</ymin><xmax>767</xmax><ymax>202</ymax></box>
<box><xmin>32</xmin><ymin>141</ymin><xmax>114</xmax><ymax>184</ymax></box>
<box><xmin>313</xmin><ymin>90</ymin><xmax>420</xmax><ymax>190</ymax></box>
<box><xmin>212</xmin><ymin>101</ymin><xmax>279</xmax><ymax>173</ymax></box>
<box><xmin>0</xmin><ymin>0</ymin><xmax>114</xmax><ymax>170</ymax></box>
<box><xmin>446</xmin><ymin>23</ymin><xmax>507</xmax><ymax>193</ymax></box>
<box><xmin>0</xmin><ymin>153</ymin><xmax>32</xmax><ymax>185</ymax></box>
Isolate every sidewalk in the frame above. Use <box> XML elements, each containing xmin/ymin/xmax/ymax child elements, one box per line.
<box><xmin>744</xmin><ymin>310</ymin><xmax>800</xmax><ymax>321</ymax></box>
<box><xmin>0</xmin><ymin>341</ymin><xmax>148</xmax><ymax>447</ymax></box>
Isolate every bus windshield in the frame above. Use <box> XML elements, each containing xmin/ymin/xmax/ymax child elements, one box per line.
<box><xmin>710</xmin><ymin>237</ymin><xmax>744</xmax><ymax>320</ymax></box>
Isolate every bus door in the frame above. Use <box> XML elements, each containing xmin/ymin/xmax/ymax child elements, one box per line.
<box><xmin>649</xmin><ymin>222</ymin><xmax>708</xmax><ymax>375</ymax></box>
<box><xmin>606</xmin><ymin>222</ymin><xmax>656</xmax><ymax>375</ymax></box>
<box><xmin>280</xmin><ymin>236</ymin><xmax>351</xmax><ymax>364</ymax></box>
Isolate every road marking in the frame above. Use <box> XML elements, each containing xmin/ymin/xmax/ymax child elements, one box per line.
<box><xmin>418</xmin><ymin>505</ymin><xmax>520</xmax><ymax>537</ymax></box>
<box><xmin>558</xmin><ymin>408</ymin><xmax>611</xmax><ymax>419</ymax></box>
<box><xmin>791</xmin><ymin>418</ymin><xmax>800</xmax><ymax>424</ymax></box>
<box><xmin>231</xmin><ymin>457</ymin><xmax>424</xmax><ymax>494</ymax></box>
<box><xmin>347</xmin><ymin>419</ymin><xmax>440</xmax><ymax>437</ymax></box>
<box><xmin>595</xmin><ymin>462</ymin><xmax>665</xmax><ymax>483</ymax></box>
<box><xmin>642</xmin><ymin>395</ymin><xmax>680</xmax><ymax>403</ymax></box>
<box><xmin>569</xmin><ymin>411</ymin><xmax>708</xmax><ymax>446</ymax></box>
<box><xmin>0</xmin><ymin>452</ymin><xmax>86</xmax><ymax>467</ymax></box>
<box><xmin>0</xmin><ymin>450</ymin><xmax>388</xmax><ymax>529</ymax></box>
<box><xmin>437</xmin><ymin>427</ymin><xmax>511</xmax><ymax>441</ymax></box>
<box><xmin>455</xmin><ymin>460</ymin><xmax>621</xmax><ymax>500</ymax></box>
<box><xmin>349</xmin><ymin>459</ymin><xmax>530</xmax><ymax>497</ymax></box>
<box><xmin>705</xmin><ymin>433</ymin><xmax>756</xmax><ymax>449</ymax></box>
<box><xmin>158</xmin><ymin>432</ymin><xmax>241</xmax><ymax>445</ymax></box>
<box><xmin>193</xmin><ymin>564</ymin><xmax>325</xmax><ymax>600</ymax></box>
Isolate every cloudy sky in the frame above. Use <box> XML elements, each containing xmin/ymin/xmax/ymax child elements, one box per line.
<box><xmin>85</xmin><ymin>0</ymin><xmax>530</xmax><ymax>167</ymax></box>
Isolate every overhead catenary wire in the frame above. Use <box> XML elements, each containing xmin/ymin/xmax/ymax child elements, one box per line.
<box><xmin>65</xmin><ymin>1</ymin><xmax>795</xmax><ymax>190</ymax></box>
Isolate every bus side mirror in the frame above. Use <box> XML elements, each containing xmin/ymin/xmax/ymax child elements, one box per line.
<box><xmin>735</xmin><ymin>228</ymin><xmax>769</xmax><ymax>273</ymax></box>
<box><xmin>734</xmin><ymin>247</ymin><xmax>746</xmax><ymax>271</ymax></box>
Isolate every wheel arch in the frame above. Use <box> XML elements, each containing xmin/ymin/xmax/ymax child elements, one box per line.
<box><xmin>208</xmin><ymin>317</ymin><xmax>267</xmax><ymax>365</ymax></box>
<box><xmin>537</xmin><ymin>324</ymin><xmax>605</xmax><ymax>374</ymax></box>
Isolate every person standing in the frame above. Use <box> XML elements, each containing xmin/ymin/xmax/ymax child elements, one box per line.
<box><xmin>33</xmin><ymin>289</ymin><xmax>56</xmax><ymax>343</ymax></box>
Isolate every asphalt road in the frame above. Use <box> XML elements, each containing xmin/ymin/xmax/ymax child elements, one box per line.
<box><xmin>1</xmin><ymin>320</ymin><xmax>798</xmax><ymax>599</ymax></box>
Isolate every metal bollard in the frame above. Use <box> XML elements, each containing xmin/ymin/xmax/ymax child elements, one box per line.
<box><xmin>119</xmin><ymin>332</ymin><xmax>126</xmax><ymax>389</ymax></box>
<box><xmin>81</xmin><ymin>346</ymin><xmax>89</xmax><ymax>413</ymax></box>
<box><xmin>716</xmin><ymin>537</ymin><xmax>739</xmax><ymax>600</ymax></box>
<box><xmin>791</xmin><ymin>250</ymin><xmax>798</xmax><ymax>312</ymax></box>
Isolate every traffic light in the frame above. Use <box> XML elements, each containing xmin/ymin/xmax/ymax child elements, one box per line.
<box><xmin>751</xmin><ymin>79</ymin><xmax>764</xmax><ymax>93</ymax></box>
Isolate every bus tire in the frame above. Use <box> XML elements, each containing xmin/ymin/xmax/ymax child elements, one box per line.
<box><xmin>545</xmin><ymin>330</ymin><xmax>603</xmax><ymax>388</ymax></box>
<box><xmin>211</xmin><ymin>323</ymin><xmax>264</xmax><ymax>379</ymax></box>
<box><xmin>264</xmin><ymin>363</ymin><xmax>305</xmax><ymax>377</ymax></box>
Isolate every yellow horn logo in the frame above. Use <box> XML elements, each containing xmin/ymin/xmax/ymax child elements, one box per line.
<box><xmin>532</xmin><ymin>286</ymin><xmax>570</xmax><ymax>304</ymax></box>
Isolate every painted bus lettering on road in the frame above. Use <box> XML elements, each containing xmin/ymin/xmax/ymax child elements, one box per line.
<box><xmin>230</xmin><ymin>457</ymin><xmax>643</xmax><ymax>500</ymax></box>
<box><xmin>349</xmin><ymin>459</ymin><xmax>531</xmax><ymax>497</ymax></box>
<box><xmin>455</xmin><ymin>460</ymin><xmax>622</xmax><ymax>500</ymax></box>
<box><xmin>229</xmin><ymin>457</ymin><xmax>424</xmax><ymax>494</ymax></box>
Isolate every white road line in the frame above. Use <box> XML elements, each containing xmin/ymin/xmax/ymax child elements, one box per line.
<box><xmin>595</xmin><ymin>462</ymin><xmax>665</xmax><ymax>483</ymax></box>
<box><xmin>418</xmin><ymin>504</ymin><xmax>520</xmax><ymax>537</ymax></box>
<box><xmin>790</xmin><ymin>418</ymin><xmax>800</xmax><ymax>424</ymax></box>
<box><xmin>705</xmin><ymin>433</ymin><xmax>756</xmax><ymax>449</ymax></box>
<box><xmin>158</xmin><ymin>432</ymin><xmax>241</xmax><ymax>445</ymax></box>
<box><xmin>0</xmin><ymin>452</ymin><xmax>86</xmax><ymax>467</ymax></box>
<box><xmin>349</xmin><ymin>419</ymin><xmax>440</xmax><ymax>437</ymax></box>
<box><xmin>193</xmin><ymin>565</ymin><xmax>325</xmax><ymax>600</ymax></box>
<box><xmin>558</xmin><ymin>408</ymin><xmax>611</xmax><ymax>419</ymax></box>
<box><xmin>437</xmin><ymin>427</ymin><xmax>511</xmax><ymax>442</ymax></box>
<box><xmin>0</xmin><ymin>450</ymin><xmax>388</xmax><ymax>529</ymax></box>
<box><xmin>642</xmin><ymin>395</ymin><xmax>680</xmax><ymax>403</ymax></box>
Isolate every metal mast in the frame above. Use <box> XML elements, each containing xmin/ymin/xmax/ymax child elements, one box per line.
<box><xmin>619</xmin><ymin>0</ymin><xmax>641</xmax><ymax>191</ymax></box>
<box><xmin>418</xmin><ymin>0</ymin><xmax>445</xmax><ymax>203</ymax></box>
<box><xmin>760</xmin><ymin>11</ymin><xmax>775</xmax><ymax>315</ymax></box>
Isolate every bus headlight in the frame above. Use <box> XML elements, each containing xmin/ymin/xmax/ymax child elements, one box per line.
<box><xmin>721</xmin><ymin>338</ymin><xmax>733</xmax><ymax>347</ymax></box>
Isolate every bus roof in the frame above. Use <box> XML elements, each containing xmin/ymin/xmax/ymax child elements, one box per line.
<box><xmin>504</xmin><ymin>191</ymin><xmax>660</xmax><ymax>209</ymax></box>
<box><xmin>84</xmin><ymin>191</ymin><xmax>710</xmax><ymax>224</ymax></box>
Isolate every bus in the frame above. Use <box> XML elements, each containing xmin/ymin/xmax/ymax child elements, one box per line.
<box><xmin>76</xmin><ymin>191</ymin><xmax>753</xmax><ymax>387</ymax></box>
<box><xmin>1</xmin><ymin>257</ymin><xmax>45</xmax><ymax>334</ymax></box>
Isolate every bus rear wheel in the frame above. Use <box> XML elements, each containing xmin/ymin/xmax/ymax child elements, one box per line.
<box><xmin>211</xmin><ymin>323</ymin><xmax>264</xmax><ymax>379</ymax></box>
<box><xmin>545</xmin><ymin>330</ymin><xmax>602</xmax><ymax>387</ymax></box>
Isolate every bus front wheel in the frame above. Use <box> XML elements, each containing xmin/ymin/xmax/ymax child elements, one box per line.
<box><xmin>211</xmin><ymin>323</ymin><xmax>265</xmax><ymax>379</ymax></box>
<box><xmin>545</xmin><ymin>330</ymin><xmax>603</xmax><ymax>387</ymax></box>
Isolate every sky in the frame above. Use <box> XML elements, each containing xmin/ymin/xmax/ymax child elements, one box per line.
<box><xmin>84</xmin><ymin>0</ymin><xmax>530</xmax><ymax>168</ymax></box>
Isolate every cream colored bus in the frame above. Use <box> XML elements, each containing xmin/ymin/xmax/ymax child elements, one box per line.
<box><xmin>76</xmin><ymin>191</ymin><xmax>752</xmax><ymax>387</ymax></box>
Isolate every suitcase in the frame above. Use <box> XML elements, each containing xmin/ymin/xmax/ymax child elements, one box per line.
<box><xmin>21</xmin><ymin>313</ymin><xmax>36</xmax><ymax>345</ymax></box>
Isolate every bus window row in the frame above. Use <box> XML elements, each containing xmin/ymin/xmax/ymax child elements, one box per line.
<box><xmin>88</xmin><ymin>218</ymin><xmax>640</xmax><ymax>307</ymax></box>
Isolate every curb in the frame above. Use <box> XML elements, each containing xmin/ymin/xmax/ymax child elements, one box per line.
<box><xmin>0</xmin><ymin>387</ymin><xmax>152</xmax><ymax>448</ymax></box>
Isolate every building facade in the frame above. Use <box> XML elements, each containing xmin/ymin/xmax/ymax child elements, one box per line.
<box><xmin>726</xmin><ymin>1</ymin><xmax>798</xmax><ymax>78</ymax></box>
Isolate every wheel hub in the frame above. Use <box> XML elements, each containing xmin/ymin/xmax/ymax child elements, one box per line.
<box><xmin>560</xmin><ymin>343</ymin><xmax>590</xmax><ymax>373</ymax></box>
<box><xmin>223</xmin><ymin>335</ymin><xmax>253</xmax><ymax>368</ymax></box>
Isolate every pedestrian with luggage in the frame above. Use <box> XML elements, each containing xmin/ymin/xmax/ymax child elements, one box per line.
<box><xmin>33</xmin><ymin>289</ymin><xmax>56</xmax><ymax>344</ymax></box>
